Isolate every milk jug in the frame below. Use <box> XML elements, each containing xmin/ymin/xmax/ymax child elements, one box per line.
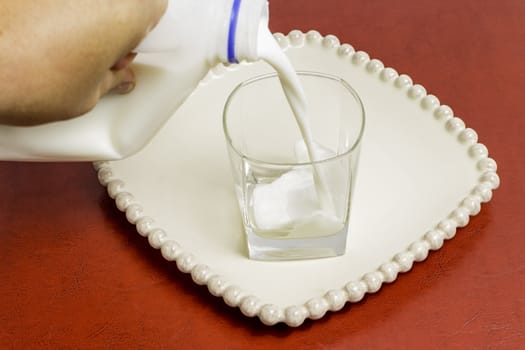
<box><xmin>0</xmin><ymin>0</ymin><xmax>269</xmax><ymax>161</ymax></box>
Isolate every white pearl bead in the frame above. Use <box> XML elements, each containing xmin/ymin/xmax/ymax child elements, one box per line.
<box><xmin>421</xmin><ymin>95</ymin><xmax>440</xmax><ymax>110</ymax></box>
<box><xmin>207</xmin><ymin>275</ymin><xmax>228</xmax><ymax>296</ymax></box>
<box><xmin>107</xmin><ymin>180</ymin><xmax>125</xmax><ymax>199</ymax></box>
<box><xmin>472</xmin><ymin>183</ymin><xmax>493</xmax><ymax>203</ymax></box>
<box><xmin>115</xmin><ymin>192</ymin><xmax>134</xmax><ymax>211</ymax></box>
<box><xmin>148</xmin><ymin>229</ymin><xmax>167</xmax><ymax>249</ymax></box>
<box><xmin>477</xmin><ymin>158</ymin><xmax>498</xmax><ymax>172</ymax></box>
<box><xmin>273</xmin><ymin>32</ymin><xmax>290</xmax><ymax>49</ymax></box>
<box><xmin>352</xmin><ymin>51</ymin><xmax>370</xmax><ymax>65</ymax></box>
<box><xmin>345</xmin><ymin>281</ymin><xmax>367</xmax><ymax>302</ymax></box>
<box><xmin>363</xmin><ymin>272</ymin><xmax>383</xmax><ymax>293</ymax></box>
<box><xmin>160</xmin><ymin>241</ymin><xmax>181</xmax><ymax>261</ymax></box>
<box><xmin>395</xmin><ymin>252</ymin><xmax>415</xmax><ymax>272</ymax></box>
<box><xmin>410</xmin><ymin>241</ymin><xmax>430</xmax><ymax>261</ymax></box>
<box><xmin>97</xmin><ymin>167</ymin><xmax>113</xmax><ymax>186</ymax></box>
<box><xmin>438</xmin><ymin>219</ymin><xmax>457</xmax><ymax>239</ymax></box>
<box><xmin>191</xmin><ymin>264</ymin><xmax>211</xmax><ymax>285</ymax></box>
<box><xmin>461</xmin><ymin>196</ymin><xmax>481</xmax><ymax>216</ymax></box>
<box><xmin>306</xmin><ymin>298</ymin><xmax>328</xmax><ymax>320</ymax></box>
<box><xmin>458</xmin><ymin>128</ymin><xmax>479</xmax><ymax>145</ymax></box>
<box><xmin>223</xmin><ymin>285</ymin><xmax>243</xmax><ymax>307</ymax></box>
<box><xmin>287</xmin><ymin>30</ymin><xmax>304</xmax><ymax>47</ymax></box>
<box><xmin>394</xmin><ymin>74</ymin><xmax>413</xmax><ymax>89</ymax></box>
<box><xmin>480</xmin><ymin>171</ymin><xmax>501</xmax><ymax>189</ymax></box>
<box><xmin>434</xmin><ymin>105</ymin><xmax>454</xmax><ymax>121</ymax></box>
<box><xmin>366</xmin><ymin>59</ymin><xmax>384</xmax><ymax>73</ymax></box>
<box><xmin>240</xmin><ymin>296</ymin><xmax>261</xmax><ymax>317</ymax></box>
<box><xmin>469</xmin><ymin>143</ymin><xmax>489</xmax><ymax>159</ymax></box>
<box><xmin>338</xmin><ymin>43</ymin><xmax>355</xmax><ymax>57</ymax></box>
<box><xmin>380</xmin><ymin>67</ymin><xmax>399</xmax><ymax>82</ymax></box>
<box><xmin>176</xmin><ymin>252</ymin><xmax>196</xmax><ymax>273</ymax></box>
<box><xmin>445</xmin><ymin>117</ymin><xmax>466</xmax><ymax>133</ymax></box>
<box><xmin>322</xmin><ymin>34</ymin><xmax>340</xmax><ymax>48</ymax></box>
<box><xmin>306</xmin><ymin>30</ymin><xmax>322</xmax><ymax>42</ymax></box>
<box><xmin>125</xmin><ymin>204</ymin><xmax>143</xmax><ymax>224</ymax></box>
<box><xmin>450</xmin><ymin>207</ymin><xmax>470</xmax><ymax>228</ymax></box>
<box><xmin>408</xmin><ymin>84</ymin><xmax>427</xmax><ymax>99</ymax></box>
<box><xmin>136</xmin><ymin>216</ymin><xmax>154</xmax><ymax>237</ymax></box>
<box><xmin>260</xmin><ymin>304</ymin><xmax>284</xmax><ymax>326</ymax></box>
<box><xmin>92</xmin><ymin>161</ymin><xmax>108</xmax><ymax>171</ymax></box>
<box><xmin>285</xmin><ymin>306</ymin><xmax>307</xmax><ymax>327</ymax></box>
<box><xmin>380</xmin><ymin>262</ymin><xmax>400</xmax><ymax>282</ymax></box>
<box><xmin>425</xmin><ymin>230</ymin><xmax>445</xmax><ymax>250</ymax></box>
<box><xmin>325</xmin><ymin>289</ymin><xmax>347</xmax><ymax>311</ymax></box>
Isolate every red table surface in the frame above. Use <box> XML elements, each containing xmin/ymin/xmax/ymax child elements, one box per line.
<box><xmin>1</xmin><ymin>0</ymin><xmax>524</xmax><ymax>349</ymax></box>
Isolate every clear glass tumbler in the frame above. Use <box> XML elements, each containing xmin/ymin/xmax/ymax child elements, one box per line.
<box><xmin>223</xmin><ymin>72</ymin><xmax>365</xmax><ymax>260</ymax></box>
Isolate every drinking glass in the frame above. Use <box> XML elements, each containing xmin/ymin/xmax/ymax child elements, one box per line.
<box><xmin>223</xmin><ymin>72</ymin><xmax>365</xmax><ymax>260</ymax></box>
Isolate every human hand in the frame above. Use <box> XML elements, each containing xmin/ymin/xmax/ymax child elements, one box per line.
<box><xmin>0</xmin><ymin>0</ymin><xmax>167</xmax><ymax>126</ymax></box>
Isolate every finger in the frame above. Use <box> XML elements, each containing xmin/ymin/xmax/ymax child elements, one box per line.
<box><xmin>102</xmin><ymin>66</ymin><xmax>136</xmax><ymax>96</ymax></box>
<box><xmin>111</xmin><ymin>52</ymin><xmax>138</xmax><ymax>71</ymax></box>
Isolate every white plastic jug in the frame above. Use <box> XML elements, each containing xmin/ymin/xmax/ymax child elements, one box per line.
<box><xmin>0</xmin><ymin>0</ymin><xmax>269</xmax><ymax>161</ymax></box>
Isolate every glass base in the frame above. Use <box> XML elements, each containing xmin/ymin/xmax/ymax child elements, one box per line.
<box><xmin>245</xmin><ymin>224</ymin><xmax>348</xmax><ymax>261</ymax></box>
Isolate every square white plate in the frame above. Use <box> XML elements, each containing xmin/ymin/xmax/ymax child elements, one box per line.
<box><xmin>95</xmin><ymin>30</ymin><xmax>499</xmax><ymax>327</ymax></box>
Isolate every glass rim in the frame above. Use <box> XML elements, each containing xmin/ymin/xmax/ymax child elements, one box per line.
<box><xmin>222</xmin><ymin>71</ymin><xmax>366</xmax><ymax>167</ymax></box>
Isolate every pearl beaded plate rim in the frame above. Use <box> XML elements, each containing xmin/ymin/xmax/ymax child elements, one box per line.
<box><xmin>94</xmin><ymin>30</ymin><xmax>500</xmax><ymax>327</ymax></box>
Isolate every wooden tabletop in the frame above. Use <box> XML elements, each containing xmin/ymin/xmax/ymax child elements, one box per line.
<box><xmin>1</xmin><ymin>0</ymin><xmax>523</xmax><ymax>348</ymax></box>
